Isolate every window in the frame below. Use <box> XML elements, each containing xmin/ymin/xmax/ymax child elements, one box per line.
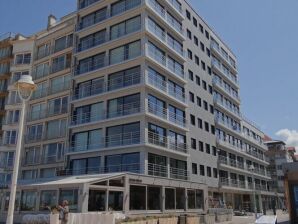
<box><xmin>188</xmin><ymin>70</ymin><xmax>193</xmax><ymax>80</ymax></box>
<box><xmin>108</xmin><ymin>191</ymin><xmax>123</xmax><ymax>211</ymax></box>
<box><xmin>201</xmin><ymin>61</ymin><xmax>206</xmax><ymax>70</ymax></box>
<box><xmin>212</xmin><ymin>146</ymin><xmax>217</xmax><ymax>156</ymax></box>
<box><xmin>6</xmin><ymin>110</ymin><xmax>20</xmax><ymax>124</ymax></box>
<box><xmin>27</xmin><ymin>124</ymin><xmax>43</xmax><ymax>142</ymax></box>
<box><xmin>168</xmin><ymin>105</ymin><xmax>185</xmax><ymax>126</ymax></box>
<box><xmin>190</xmin><ymin>114</ymin><xmax>195</xmax><ymax>126</ymax></box>
<box><xmin>148</xmin><ymin>153</ymin><xmax>167</xmax><ymax>177</ymax></box>
<box><xmin>43</xmin><ymin>143</ymin><xmax>64</xmax><ymax>164</ymax></box>
<box><xmin>80</xmin><ymin>7</ymin><xmax>107</xmax><ymax>29</ymax></box>
<box><xmin>213</xmin><ymin>168</ymin><xmax>218</xmax><ymax>178</ymax></box>
<box><xmin>106</xmin><ymin>122</ymin><xmax>140</xmax><ymax>147</ymax></box>
<box><xmin>199</xmin><ymin>141</ymin><xmax>204</xmax><ymax>152</ymax></box>
<box><xmin>110</xmin><ymin>16</ymin><xmax>141</xmax><ymax>40</ymax></box>
<box><xmin>195</xmin><ymin>75</ymin><xmax>200</xmax><ymax>85</ymax></box>
<box><xmin>195</xmin><ymin>55</ymin><xmax>199</xmax><ymax>65</ymax></box>
<box><xmin>194</xmin><ymin>36</ymin><xmax>198</xmax><ymax>46</ymax></box>
<box><xmin>108</xmin><ymin>66</ymin><xmax>141</xmax><ymax>91</ymax></box>
<box><xmin>4</xmin><ymin>130</ymin><xmax>17</xmax><ymax>145</ymax></box>
<box><xmin>210</xmin><ymin>105</ymin><xmax>214</xmax><ymax>114</ymax></box>
<box><xmin>200</xmin><ymin>165</ymin><xmax>205</xmax><ymax>176</ymax></box>
<box><xmin>33</xmin><ymin>62</ymin><xmax>49</xmax><ymax>79</ymax></box>
<box><xmin>12</xmin><ymin>71</ymin><xmax>28</xmax><ymax>83</ymax></box>
<box><xmin>78</xmin><ymin>52</ymin><xmax>106</xmax><ymax>74</ymax></box>
<box><xmin>54</xmin><ymin>34</ymin><xmax>73</xmax><ymax>52</ymax></box>
<box><xmin>51</xmin><ymin>53</ymin><xmax>71</xmax><ymax>73</ymax></box>
<box><xmin>15</xmin><ymin>53</ymin><xmax>31</xmax><ymax>64</ymax></box>
<box><xmin>22</xmin><ymin>170</ymin><xmax>37</xmax><ymax>180</ymax></box>
<box><xmin>211</xmin><ymin>125</ymin><xmax>215</xmax><ymax>134</ymax></box>
<box><xmin>198</xmin><ymin>118</ymin><xmax>203</xmax><ymax>129</ymax></box>
<box><xmin>73</xmin><ymin>102</ymin><xmax>104</xmax><ymax>125</ymax></box>
<box><xmin>111</xmin><ymin>0</ymin><xmax>141</xmax><ymax>16</ymax></box>
<box><xmin>188</xmin><ymin>189</ymin><xmax>203</xmax><ymax>209</ymax></box>
<box><xmin>205</xmin><ymin>30</ymin><xmax>209</xmax><ymax>39</ymax></box>
<box><xmin>205</xmin><ymin>144</ymin><xmax>210</xmax><ymax>154</ymax></box>
<box><xmin>46</xmin><ymin>119</ymin><xmax>67</xmax><ymax>139</ymax></box>
<box><xmin>186</xmin><ymin>10</ymin><xmax>191</xmax><ymax>20</ymax></box>
<box><xmin>206</xmin><ymin>48</ymin><xmax>211</xmax><ymax>57</ymax></box>
<box><xmin>110</xmin><ymin>40</ymin><xmax>141</xmax><ymax>65</ymax></box>
<box><xmin>193</xmin><ymin>17</ymin><xmax>197</xmax><ymax>27</ymax></box>
<box><xmin>207</xmin><ymin>167</ymin><xmax>212</xmax><ymax>177</ymax></box>
<box><xmin>108</xmin><ymin>93</ymin><xmax>140</xmax><ymax>118</ymax></box>
<box><xmin>189</xmin><ymin>92</ymin><xmax>194</xmax><ymax>102</ymax></box>
<box><xmin>39</xmin><ymin>190</ymin><xmax>57</xmax><ymax>211</ymax></box>
<box><xmin>30</xmin><ymin>103</ymin><xmax>46</xmax><ymax>121</ymax></box>
<box><xmin>200</xmin><ymin>42</ymin><xmax>205</xmax><ymax>52</ymax></box>
<box><xmin>208</xmin><ymin>66</ymin><xmax>212</xmax><ymax>75</ymax></box>
<box><xmin>130</xmin><ymin>185</ymin><xmax>146</xmax><ymax>210</ymax></box>
<box><xmin>204</xmin><ymin>122</ymin><xmax>209</xmax><ymax>132</ymax></box>
<box><xmin>196</xmin><ymin>97</ymin><xmax>201</xmax><ymax>107</ymax></box>
<box><xmin>203</xmin><ymin>101</ymin><xmax>208</xmax><ymax>111</ymax></box>
<box><xmin>199</xmin><ymin>24</ymin><xmax>204</xmax><ymax>33</ymax></box>
<box><xmin>24</xmin><ymin>147</ymin><xmax>40</xmax><ymax>165</ymax></box>
<box><xmin>59</xmin><ymin>189</ymin><xmax>78</xmax><ymax>211</ymax></box>
<box><xmin>147</xmin><ymin>187</ymin><xmax>161</xmax><ymax>210</ymax></box>
<box><xmin>165</xmin><ymin>188</ymin><xmax>175</xmax><ymax>210</ymax></box>
<box><xmin>191</xmin><ymin>138</ymin><xmax>196</xmax><ymax>150</ymax></box>
<box><xmin>21</xmin><ymin>191</ymin><xmax>36</xmax><ymax>211</ymax></box>
<box><xmin>48</xmin><ymin>96</ymin><xmax>68</xmax><ymax>116</ymax></box>
<box><xmin>71</xmin><ymin>157</ymin><xmax>100</xmax><ymax>175</ymax></box>
<box><xmin>187</xmin><ymin>29</ymin><xmax>192</xmax><ymax>39</ymax></box>
<box><xmin>187</xmin><ymin>50</ymin><xmax>193</xmax><ymax>60</ymax></box>
<box><xmin>202</xmin><ymin>80</ymin><xmax>207</xmax><ymax>90</ymax></box>
<box><xmin>169</xmin><ymin>131</ymin><xmax>186</xmax><ymax>151</ymax></box>
<box><xmin>72</xmin><ymin>129</ymin><xmax>103</xmax><ymax>152</ymax></box>
<box><xmin>192</xmin><ymin>163</ymin><xmax>197</xmax><ymax>174</ymax></box>
<box><xmin>79</xmin><ymin>29</ymin><xmax>106</xmax><ymax>51</ymax></box>
<box><xmin>88</xmin><ymin>190</ymin><xmax>106</xmax><ymax>211</ymax></box>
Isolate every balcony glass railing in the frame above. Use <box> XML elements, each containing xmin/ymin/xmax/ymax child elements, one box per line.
<box><xmin>147</xmin><ymin>131</ymin><xmax>187</xmax><ymax>153</ymax></box>
<box><xmin>72</xmin><ymin>71</ymin><xmax>141</xmax><ymax>100</ymax></box>
<box><xmin>211</xmin><ymin>58</ymin><xmax>238</xmax><ymax>86</ymax></box>
<box><xmin>214</xmin><ymin>98</ymin><xmax>241</xmax><ymax>118</ymax></box>
<box><xmin>211</xmin><ymin>41</ymin><xmax>237</xmax><ymax>71</ymax></box>
<box><xmin>147</xmin><ymin>102</ymin><xmax>186</xmax><ymax>127</ymax></box>
<box><xmin>215</xmin><ymin>116</ymin><xmax>241</xmax><ymax>133</ymax></box>
<box><xmin>71</xmin><ymin>102</ymin><xmax>141</xmax><ymax>126</ymax></box>
<box><xmin>213</xmin><ymin>79</ymin><xmax>240</xmax><ymax>102</ymax></box>
<box><xmin>69</xmin><ymin>131</ymin><xmax>141</xmax><ymax>153</ymax></box>
<box><xmin>146</xmin><ymin>19</ymin><xmax>184</xmax><ymax>58</ymax></box>
<box><xmin>147</xmin><ymin>45</ymin><xmax>184</xmax><ymax>79</ymax></box>
<box><xmin>31</xmin><ymin>82</ymin><xmax>70</xmax><ymax>100</ymax></box>
<box><xmin>78</xmin><ymin>0</ymin><xmax>101</xmax><ymax>9</ymax></box>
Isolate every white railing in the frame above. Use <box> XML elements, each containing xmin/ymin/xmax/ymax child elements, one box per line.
<box><xmin>72</xmin><ymin>71</ymin><xmax>141</xmax><ymax>100</ymax></box>
<box><xmin>214</xmin><ymin>97</ymin><xmax>241</xmax><ymax>118</ymax></box>
<box><xmin>71</xmin><ymin>102</ymin><xmax>141</xmax><ymax>126</ymax></box>
<box><xmin>68</xmin><ymin>131</ymin><xmax>141</xmax><ymax>153</ymax></box>
<box><xmin>211</xmin><ymin>41</ymin><xmax>237</xmax><ymax>71</ymax></box>
<box><xmin>31</xmin><ymin>82</ymin><xmax>70</xmax><ymax>100</ymax></box>
<box><xmin>147</xmin><ymin>44</ymin><xmax>184</xmax><ymax>79</ymax></box>
<box><xmin>148</xmin><ymin>163</ymin><xmax>168</xmax><ymax>178</ymax></box>
<box><xmin>170</xmin><ymin>166</ymin><xmax>189</xmax><ymax>180</ymax></box>
<box><xmin>213</xmin><ymin>78</ymin><xmax>240</xmax><ymax>102</ymax></box>
<box><xmin>211</xmin><ymin>58</ymin><xmax>238</xmax><ymax>86</ymax></box>
<box><xmin>146</xmin><ymin>18</ymin><xmax>184</xmax><ymax>58</ymax></box>
<box><xmin>147</xmin><ymin>131</ymin><xmax>188</xmax><ymax>153</ymax></box>
<box><xmin>215</xmin><ymin>116</ymin><xmax>241</xmax><ymax>133</ymax></box>
<box><xmin>147</xmin><ymin>101</ymin><xmax>186</xmax><ymax>127</ymax></box>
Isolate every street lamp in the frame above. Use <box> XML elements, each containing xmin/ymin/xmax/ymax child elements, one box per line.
<box><xmin>249</xmin><ymin>165</ymin><xmax>257</xmax><ymax>220</ymax></box>
<box><xmin>6</xmin><ymin>75</ymin><xmax>36</xmax><ymax>224</ymax></box>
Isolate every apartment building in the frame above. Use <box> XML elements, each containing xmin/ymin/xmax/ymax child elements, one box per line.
<box><xmin>0</xmin><ymin>0</ymin><xmax>275</xmax><ymax>221</ymax></box>
<box><xmin>265</xmin><ymin>140</ymin><xmax>294</xmax><ymax>209</ymax></box>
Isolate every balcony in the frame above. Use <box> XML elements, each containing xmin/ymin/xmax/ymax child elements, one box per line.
<box><xmin>220</xmin><ymin>177</ymin><xmax>246</xmax><ymax>189</ymax></box>
<box><xmin>211</xmin><ymin>58</ymin><xmax>239</xmax><ymax>88</ymax></box>
<box><xmin>147</xmin><ymin>102</ymin><xmax>187</xmax><ymax>128</ymax></box>
<box><xmin>215</xmin><ymin>116</ymin><xmax>242</xmax><ymax>136</ymax></box>
<box><xmin>146</xmin><ymin>18</ymin><xmax>185</xmax><ymax>60</ymax></box>
<box><xmin>146</xmin><ymin>73</ymin><xmax>186</xmax><ymax>104</ymax></box>
<box><xmin>147</xmin><ymin>131</ymin><xmax>188</xmax><ymax>154</ymax></box>
<box><xmin>78</xmin><ymin>0</ymin><xmax>101</xmax><ymax>10</ymax></box>
<box><xmin>68</xmin><ymin>131</ymin><xmax>141</xmax><ymax>153</ymax></box>
<box><xmin>72</xmin><ymin>71</ymin><xmax>141</xmax><ymax>101</ymax></box>
<box><xmin>35</xmin><ymin>48</ymin><xmax>51</xmax><ymax>61</ymax></box>
<box><xmin>166</xmin><ymin>0</ymin><xmax>183</xmax><ymax>17</ymax></box>
<box><xmin>0</xmin><ymin>159</ymin><xmax>14</xmax><ymax>171</ymax></box>
<box><xmin>77</xmin><ymin>33</ymin><xmax>108</xmax><ymax>53</ymax></box>
<box><xmin>31</xmin><ymin>82</ymin><xmax>70</xmax><ymax>100</ymax></box>
<box><xmin>211</xmin><ymin>41</ymin><xmax>237</xmax><ymax>73</ymax></box>
<box><xmin>213</xmin><ymin>97</ymin><xmax>241</xmax><ymax>120</ymax></box>
<box><xmin>146</xmin><ymin>0</ymin><xmax>184</xmax><ymax>39</ymax></box>
<box><xmin>70</xmin><ymin>102</ymin><xmax>141</xmax><ymax>126</ymax></box>
<box><xmin>219</xmin><ymin>156</ymin><xmax>245</xmax><ymax>170</ymax></box>
<box><xmin>27</xmin><ymin>108</ymin><xmax>68</xmax><ymax>122</ymax></box>
<box><xmin>212</xmin><ymin>78</ymin><xmax>240</xmax><ymax>104</ymax></box>
<box><xmin>146</xmin><ymin>44</ymin><xmax>185</xmax><ymax>80</ymax></box>
<box><xmin>57</xmin><ymin>163</ymin><xmax>140</xmax><ymax>176</ymax></box>
<box><xmin>51</xmin><ymin>61</ymin><xmax>71</xmax><ymax>74</ymax></box>
<box><xmin>148</xmin><ymin>163</ymin><xmax>188</xmax><ymax>180</ymax></box>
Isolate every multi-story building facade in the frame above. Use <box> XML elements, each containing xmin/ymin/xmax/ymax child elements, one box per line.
<box><xmin>0</xmin><ymin>0</ymin><xmax>276</xmax><ymax>222</ymax></box>
<box><xmin>21</xmin><ymin>13</ymin><xmax>75</xmax><ymax>181</ymax></box>
<box><xmin>265</xmin><ymin>140</ymin><xmax>294</xmax><ymax>209</ymax></box>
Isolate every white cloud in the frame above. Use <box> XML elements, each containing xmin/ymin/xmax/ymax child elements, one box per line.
<box><xmin>275</xmin><ymin>129</ymin><xmax>298</xmax><ymax>149</ymax></box>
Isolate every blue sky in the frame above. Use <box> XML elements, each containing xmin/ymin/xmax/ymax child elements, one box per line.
<box><xmin>0</xmin><ymin>0</ymin><xmax>297</xmax><ymax>146</ymax></box>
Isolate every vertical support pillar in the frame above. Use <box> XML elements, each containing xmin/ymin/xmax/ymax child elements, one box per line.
<box><xmin>80</xmin><ymin>183</ymin><xmax>89</xmax><ymax>213</ymax></box>
<box><xmin>161</xmin><ymin>186</ymin><xmax>165</xmax><ymax>213</ymax></box>
<box><xmin>123</xmin><ymin>175</ymin><xmax>130</xmax><ymax>215</ymax></box>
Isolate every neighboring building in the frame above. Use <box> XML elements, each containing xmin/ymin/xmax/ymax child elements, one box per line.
<box><xmin>0</xmin><ymin>0</ymin><xmax>275</xmax><ymax>222</ymax></box>
<box><xmin>265</xmin><ymin>140</ymin><xmax>294</xmax><ymax>208</ymax></box>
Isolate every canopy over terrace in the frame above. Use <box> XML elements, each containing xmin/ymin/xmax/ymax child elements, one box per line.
<box><xmin>16</xmin><ymin>172</ymin><xmax>208</xmax><ymax>215</ymax></box>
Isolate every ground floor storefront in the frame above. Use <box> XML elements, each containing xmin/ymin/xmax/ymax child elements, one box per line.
<box><xmin>0</xmin><ymin>173</ymin><xmax>208</xmax><ymax>223</ymax></box>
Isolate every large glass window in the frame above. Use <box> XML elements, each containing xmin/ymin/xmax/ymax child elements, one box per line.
<box><xmin>148</xmin><ymin>153</ymin><xmax>167</xmax><ymax>177</ymax></box>
<box><xmin>79</xmin><ymin>29</ymin><xmax>106</xmax><ymax>51</ymax></box>
<box><xmin>169</xmin><ymin>105</ymin><xmax>185</xmax><ymax>126</ymax></box>
<box><xmin>129</xmin><ymin>185</ymin><xmax>146</xmax><ymax>210</ymax></box>
<box><xmin>165</xmin><ymin>188</ymin><xmax>175</xmax><ymax>210</ymax></box>
<box><xmin>59</xmin><ymin>189</ymin><xmax>78</xmax><ymax>211</ymax></box>
<box><xmin>48</xmin><ymin>96</ymin><xmax>68</xmax><ymax>116</ymax></box>
<box><xmin>80</xmin><ymin>7</ymin><xmax>107</xmax><ymax>29</ymax></box>
<box><xmin>72</xmin><ymin>129</ymin><xmax>103</xmax><ymax>152</ymax></box>
<box><xmin>147</xmin><ymin>186</ymin><xmax>161</xmax><ymax>210</ymax></box>
<box><xmin>78</xmin><ymin>52</ymin><xmax>105</xmax><ymax>74</ymax></box>
<box><xmin>88</xmin><ymin>190</ymin><xmax>106</xmax><ymax>211</ymax></box>
<box><xmin>24</xmin><ymin>146</ymin><xmax>40</xmax><ymax>165</ymax></box>
<box><xmin>54</xmin><ymin>34</ymin><xmax>73</xmax><ymax>52</ymax></box>
<box><xmin>148</xmin><ymin>94</ymin><xmax>166</xmax><ymax>118</ymax></box>
<box><xmin>39</xmin><ymin>190</ymin><xmax>57</xmax><ymax>211</ymax></box>
<box><xmin>111</xmin><ymin>0</ymin><xmax>141</xmax><ymax>16</ymax></box>
<box><xmin>21</xmin><ymin>191</ymin><xmax>37</xmax><ymax>211</ymax></box>
<box><xmin>109</xmin><ymin>40</ymin><xmax>141</xmax><ymax>65</ymax></box>
<box><xmin>33</xmin><ymin>62</ymin><xmax>49</xmax><ymax>79</ymax></box>
<box><xmin>148</xmin><ymin>123</ymin><xmax>166</xmax><ymax>147</ymax></box>
<box><xmin>51</xmin><ymin>54</ymin><xmax>71</xmax><ymax>73</ymax></box>
<box><xmin>108</xmin><ymin>93</ymin><xmax>140</xmax><ymax>118</ymax></box>
<box><xmin>108</xmin><ymin>191</ymin><xmax>123</xmax><ymax>211</ymax></box>
<box><xmin>30</xmin><ymin>103</ymin><xmax>46</xmax><ymax>121</ymax></box>
<box><xmin>72</xmin><ymin>102</ymin><xmax>104</xmax><ymax>125</ymax></box>
<box><xmin>105</xmin><ymin>153</ymin><xmax>139</xmax><ymax>173</ymax></box>
<box><xmin>148</xmin><ymin>42</ymin><xmax>166</xmax><ymax>65</ymax></box>
<box><xmin>75</xmin><ymin>77</ymin><xmax>104</xmax><ymax>99</ymax></box>
<box><xmin>15</xmin><ymin>53</ymin><xmax>31</xmax><ymax>64</ymax></box>
<box><xmin>187</xmin><ymin>189</ymin><xmax>204</xmax><ymax>209</ymax></box>
<box><xmin>169</xmin><ymin>131</ymin><xmax>186</xmax><ymax>151</ymax></box>
<box><xmin>71</xmin><ymin>157</ymin><xmax>100</xmax><ymax>175</ymax></box>
<box><xmin>46</xmin><ymin>119</ymin><xmax>66</xmax><ymax>139</ymax></box>
<box><xmin>110</xmin><ymin>16</ymin><xmax>141</xmax><ymax>40</ymax></box>
<box><xmin>106</xmin><ymin>122</ymin><xmax>140</xmax><ymax>147</ymax></box>
<box><xmin>43</xmin><ymin>142</ymin><xmax>64</xmax><ymax>163</ymax></box>
<box><xmin>147</xmin><ymin>67</ymin><xmax>166</xmax><ymax>91</ymax></box>
<box><xmin>5</xmin><ymin>130</ymin><xmax>17</xmax><ymax>145</ymax></box>
<box><xmin>6</xmin><ymin>110</ymin><xmax>20</xmax><ymax>124</ymax></box>
<box><xmin>49</xmin><ymin>74</ymin><xmax>71</xmax><ymax>93</ymax></box>
<box><xmin>108</xmin><ymin>66</ymin><xmax>140</xmax><ymax>91</ymax></box>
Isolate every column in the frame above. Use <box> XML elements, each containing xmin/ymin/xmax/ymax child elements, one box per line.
<box><xmin>123</xmin><ymin>175</ymin><xmax>130</xmax><ymax>215</ymax></box>
<box><xmin>80</xmin><ymin>184</ymin><xmax>89</xmax><ymax>213</ymax></box>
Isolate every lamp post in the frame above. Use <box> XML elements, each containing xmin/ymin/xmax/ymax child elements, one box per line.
<box><xmin>249</xmin><ymin>165</ymin><xmax>257</xmax><ymax>220</ymax></box>
<box><xmin>6</xmin><ymin>75</ymin><xmax>36</xmax><ymax>224</ymax></box>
